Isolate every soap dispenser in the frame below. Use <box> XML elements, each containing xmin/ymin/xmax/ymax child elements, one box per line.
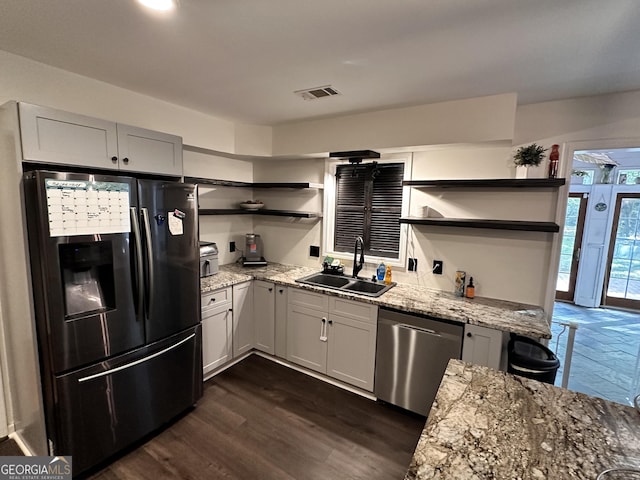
<box><xmin>384</xmin><ymin>265</ymin><xmax>393</xmax><ymax>285</ymax></box>
<box><xmin>376</xmin><ymin>262</ymin><xmax>386</xmax><ymax>281</ymax></box>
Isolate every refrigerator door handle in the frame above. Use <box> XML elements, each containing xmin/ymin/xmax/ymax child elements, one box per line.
<box><xmin>77</xmin><ymin>333</ymin><xmax>196</xmax><ymax>383</ymax></box>
<box><xmin>130</xmin><ymin>207</ymin><xmax>144</xmax><ymax>320</ymax></box>
<box><xmin>140</xmin><ymin>207</ymin><xmax>155</xmax><ymax>321</ymax></box>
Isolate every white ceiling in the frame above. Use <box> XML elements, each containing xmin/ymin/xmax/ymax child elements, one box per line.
<box><xmin>1</xmin><ymin>0</ymin><xmax>639</xmax><ymax>126</ymax></box>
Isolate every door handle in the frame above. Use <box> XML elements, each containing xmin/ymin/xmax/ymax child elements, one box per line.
<box><xmin>129</xmin><ymin>207</ymin><xmax>144</xmax><ymax>321</ymax></box>
<box><xmin>78</xmin><ymin>333</ymin><xmax>195</xmax><ymax>383</ymax></box>
<box><xmin>141</xmin><ymin>207</ymin><xmax>154</xmax><ymax>320</ymax></box>
<box><xmin>394</xmin><ymin>323</ymin><xmax>441</xmax><ymax>336</ymax></box>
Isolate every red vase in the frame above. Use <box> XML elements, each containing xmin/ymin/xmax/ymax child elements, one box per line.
<box><xmin>548</xmin><ymin>144</ymin><xmax>559</xmax><ymax>178</ymax></box>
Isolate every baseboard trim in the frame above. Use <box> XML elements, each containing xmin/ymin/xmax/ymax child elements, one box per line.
<box><xmin>203</xmin><ymin>351</ymin><xmax>253</xmax><ymax>382</ymax></box>
<box><xmin>252</xmin><ymin>351</ymin><xmax>377</xmax><ymax>401</ymax></box>
<box><xmin>9</xmin><ymin>432</ymin><xmax>32</xmax><ymax>456</ymax></box>
<box><xmin>203</xmin><ymin>350</ymin><xmax>377</xmax><ymax>401</ymax></box>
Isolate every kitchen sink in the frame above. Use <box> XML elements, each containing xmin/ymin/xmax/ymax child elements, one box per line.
<box><xmin>295</xmin><ymin>272</ymin><xmax>396</xmax><ymax>297</ymax></box>
<box><xmin>300</xmin><ymin>273</ymin><xmax>352</xmax><ymax>288</ymax></box>
<box><xmin>342</xmin><ymin>281</ymin><xmax>389</xmax><ymax>295</ymax></box>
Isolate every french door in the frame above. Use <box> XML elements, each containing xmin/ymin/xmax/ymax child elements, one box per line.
<box><xmin>604</xmin><ymin>193</ymin><xmax>640</xmax><ymax>309</ymax></box>
<box><xmin>556</xmin><ymin>193</ymin><xmax>588</xmax><ymax>301</ymax></box>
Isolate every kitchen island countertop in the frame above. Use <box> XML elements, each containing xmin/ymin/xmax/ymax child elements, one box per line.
<box><xmin>201</xmin><ymin>262</ymin><xmax>551</xmax><ymax>339</ymax></box>
<box><xmin>405</xmin><ymin>359</ymin><xmax>640</xmax><ymax>479</ymax></box>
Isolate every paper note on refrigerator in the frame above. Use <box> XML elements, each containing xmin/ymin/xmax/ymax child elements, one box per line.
<box><xmin>45</xmin><ymin>179</ymin><xmax>131</xmax><ymax>237</ymax></box>
<box><xmin>168</xmin><ymin>212</ymin><xmax>184</xmax><ymax>236</ymax></box>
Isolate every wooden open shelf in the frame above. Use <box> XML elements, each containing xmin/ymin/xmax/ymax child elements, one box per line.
<box><xmin>399</xmin><ymin>217</ymin><xmax>560</xmax><ymax>232</ymax></box>
<box><xmin>199</xmin><ymin>209</ymin><xmax>322</xmax><ymax>219</ymax></box>
<box><xmin>402</xmin><ymin>178</ymin><xmax>566</xmax><ymax>188</ymax></box>
<box><xmin>185</xmin><ymin>177</ymin><xmax>323</xmax><ymax>189</ymax></box>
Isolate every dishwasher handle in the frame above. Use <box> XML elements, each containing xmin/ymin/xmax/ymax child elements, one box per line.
<box><xmin>394</xmin><ymin>322</ymin><xmax>442</xmax><ymax>336</ymax></box>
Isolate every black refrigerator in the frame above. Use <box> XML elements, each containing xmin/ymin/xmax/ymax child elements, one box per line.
<box><xmin>23</xmin><ymin>170</ymin><xmax>203</xmax><ymax>474</ymax></box>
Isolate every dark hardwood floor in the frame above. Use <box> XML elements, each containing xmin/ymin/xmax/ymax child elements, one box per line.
<box><xmin>88</xmin><ymin>355</ymin><xmax>426</xmax><ymax>480</ymax></box>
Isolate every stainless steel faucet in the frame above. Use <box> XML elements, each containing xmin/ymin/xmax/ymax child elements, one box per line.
<box><xmin>352</xmin><ymin>236</ymin><xmax>365</xmax><ymax>278</ymax></box>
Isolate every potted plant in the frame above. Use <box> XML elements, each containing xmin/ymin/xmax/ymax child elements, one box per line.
<box><xmin>513</xmin><ymin>144</ymin><xmax>548</xmax><ymax>178</ymax></box>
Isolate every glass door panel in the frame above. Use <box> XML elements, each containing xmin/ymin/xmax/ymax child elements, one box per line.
<box><xmin>556</xmin><ymin>193</ymin><xmax>588</xmax><ymax>301</ymax></box>
<box><xmin>605</xmin><ymin>193</ymin><xmax>640</xmax><ymax>309</ymax></box>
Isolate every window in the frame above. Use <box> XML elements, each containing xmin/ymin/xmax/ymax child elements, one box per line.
<box><xmin>617</xmin><ymin>169</ymin><xmax>640</xmax><ymax>185</ymax></box>
<box><xmin>333</xmin><ymin>162</ymin><xmax>404</xmax><ymax>258</ymax></box>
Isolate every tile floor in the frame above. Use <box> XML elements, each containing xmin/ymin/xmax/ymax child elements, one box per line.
<box><xmin>550</xmin><ymin>301</ymin><xmax>640</xmax><ymax>406</ymax></box>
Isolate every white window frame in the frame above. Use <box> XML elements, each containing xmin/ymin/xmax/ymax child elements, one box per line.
<box><xmin>322</xmin><ymin>153</ymin><xmax>412</xmax><ymax>268</ymax></box>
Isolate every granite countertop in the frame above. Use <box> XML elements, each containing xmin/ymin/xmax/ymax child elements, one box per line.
<box><xmin>405</xmin><ymin>360</ymin><xmax>640</xmax><ymax>480</ymax></box>
<box><xmin>201</xmin><ymin>262</ymin><xmax>551</xmax><ymax>339</ymax></box>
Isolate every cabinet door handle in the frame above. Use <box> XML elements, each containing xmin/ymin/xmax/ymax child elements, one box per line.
<box><xmin>228</xmin><ymin>308</ymin><xmax>233</xmax><ymax>312</ymax></box>
<box><xmin>466</xmin><ymin>332</ymin><xmax>472</xmax><ymax>337</ymax></box>
<box><xmin>111</xmin><ymin>156</ymin><xmax>118</xmax><ymax>163</ymax></box>
<box><xmin>328</xmin><ymin>319</ymin><xmax>333</xmax><ymax>325</ymax></box>
<box><xmin>268</xmin><ymin>288</ymin><xmax>273</xmax><ymax>292</ymax></box>
<box><xmin>279</xmin><ymin>289</ymin><xmax>284</xmax><ymax>294</ymax></box>
<box><xmin>122</xmin><ymin>157</ymin><xmax>130</xmax><ymax>164</ymax></box>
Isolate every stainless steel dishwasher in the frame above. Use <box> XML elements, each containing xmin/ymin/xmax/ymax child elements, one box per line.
<box><xmin>374</xmin><ymin>308</ymin><xmax>463</xmax><ymax>416</ymax></box>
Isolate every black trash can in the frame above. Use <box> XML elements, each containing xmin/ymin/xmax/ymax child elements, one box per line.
<box><xmin>507</xmin><ymin>334</ymin><xmax>560</xmax><ymax>384</ymax></box>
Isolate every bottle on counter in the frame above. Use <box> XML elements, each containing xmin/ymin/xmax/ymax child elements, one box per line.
<box><xmin>384</xmin><ymin>265</ymin><xmax>392</xmax><ymax>285</ymax></box>
<box><xmin>455</xmin><ymin>271</ymin><xmax>466</xmax><ymax>297</ymax></box>
<box><xmin>465</xmin><ymin>277</ymin><xmax>475</xmax><ymax>299</ymax></box>
<box><xmin>376</xmin><ymin>262</ymin><xmax>386</xmax><ymax>281</ymax></box>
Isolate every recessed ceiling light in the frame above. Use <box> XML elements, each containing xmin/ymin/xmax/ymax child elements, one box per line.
<box><xmin>137</xmin><ymin>0</ymin><xmax>177</xmax><ymax>12</ymax></box>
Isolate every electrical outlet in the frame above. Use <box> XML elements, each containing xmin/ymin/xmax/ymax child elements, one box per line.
<box><xmin>433</xmin><ymin>260</ymin><xmax>443</xmax><ymax>275</ymax></box>
<box><xmin>408</xmin><ymin>258</ymin><xmax>418</xmax><ymax>271</ymax></box>
<box><xmin>229</xmin><ymin>241</ymin><xmax>236</xmax><ymax>253</ymax></box>
<box><xmin>309</xmin><ymin>245</ymin><xmax>320</xmax><ymax>257</ymax></box>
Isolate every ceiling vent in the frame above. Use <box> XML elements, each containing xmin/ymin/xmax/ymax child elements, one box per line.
<box><xmin>294</xmin><ymin>85</ymin><xmax>341</xmax><ymax>101</ymax></box>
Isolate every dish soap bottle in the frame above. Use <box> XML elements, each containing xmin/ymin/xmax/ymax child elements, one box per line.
<box><xmin>384</xmin><ymin>265</ymin><xmax>392</xmax><ymax>285</ymax></box>
<box><xmin>465</xmin><ymin>277</ymin><xmax>475</xmax><ymax>299</ymax></box>
<box><xmin>376</xmin><ymin>262</ymin><xmax>386</xmax><ymax>281</ymax></box>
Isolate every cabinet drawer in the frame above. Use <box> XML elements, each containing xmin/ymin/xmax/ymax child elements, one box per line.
<box><xmin>201</xmin><ymin>287</ymin><xmax>231</xmax><ymax>309</ymax></box>
<box><xmin>289</xmin><ymin>287</ymin><xmax>329</xmax><ymax>311</ymax></box>
<box><xmin>329</xmin><ymin>297</ymin><xmax>377</xmax><ymax>325</ymax></box>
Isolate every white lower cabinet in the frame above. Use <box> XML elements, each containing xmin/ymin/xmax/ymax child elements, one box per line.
<box><xmin>287</xmin><ymin>289</ymin><xmax>378</xmax><ymax>391</ymax></box>
<box><xmin>232</xmin><ymin>282</ymin><xmax>254</xmax><ymax>357</ymax></box>
<box><xmin>201</xmin><ymin>288</ymin><xmax>233</xmax><ymax>377</ymax></box>
<box><xmin>253</xmin><ymin>280</ymin><xmax>276</xmax><ymax>355</ymax></box>
<box><xmin>287</xmin><ymin>303</ymin><xmax>328</xmax><ymax>373</ymax></box>
<box><xmin>461</xmin><ymin>323</ymin><xmax>507</xmax><ymax>371</ymax></box>
<box><xmin>274</xmin><ymin>285</ymin><xmax>288</xmax><ymax>358</ymax></box>
<box><xmin>326</xmin><ymin>313</ymin><xmax>377</xmax><ymax>390</ymax></box>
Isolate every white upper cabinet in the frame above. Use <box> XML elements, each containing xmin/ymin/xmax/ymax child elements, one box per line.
<box><xmin>18</xmin><ymin>103</ymin><xmax>182</xmax><ymax>176</ymax></box>
<box><xmin>116</xmin><ymin>123</ymin><xmax>182</xmax><ymax>176</ymax></box>
<box><xmin>19</xmin><ymin>103</ymin><xmax>118</xmax><ymax>169</ymax></box>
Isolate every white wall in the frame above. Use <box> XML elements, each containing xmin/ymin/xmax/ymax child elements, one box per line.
<box><xmin>272</xmin><ymin>93</ymin><xmax>518</xmax><ymax>156</ymax></box>
<box><xmin>514</xmin><ymin>90</ymin><xmax>640</xmax><ymax>147</ymax></box>
<box><xmin>252</xmin><ymin>159</ymin><xmax>325</xmax><ymax>268</ymax></box>
<box><xmin>0</xmin><ymin>104</ymin><xmax>47</xmax><ymax>454</ymax></box>
<box><xmin>514</xmin><ymin>90</ymin><xmax>640</xmax><ymax>313</ymax></box>
<box><xmin>397</xmin><ymin>145</ymin><xmax>558</xmax><ymax>305</ymax></box>
<box><xmin>0</xmin><ymin>50</ymin><xmax>272</xmax><ymax>155</ymax></box>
